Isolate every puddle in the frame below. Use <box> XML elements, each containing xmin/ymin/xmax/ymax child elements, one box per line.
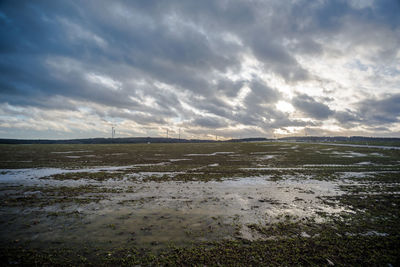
<box><xmin>0</xmin><ymin>172</ymin><xmax>350</xmax><ymax>248</ymax></box>
<box><xmin>0</xmin><ymin>165</ymin><xmax>139</xmax><ymax>184</ymax></box>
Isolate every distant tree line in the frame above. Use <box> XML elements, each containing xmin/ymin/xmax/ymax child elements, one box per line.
<box><xmin>0</xmin><ymin>136</ymin><xmax>398</xmax><ymax>145</ymax></box>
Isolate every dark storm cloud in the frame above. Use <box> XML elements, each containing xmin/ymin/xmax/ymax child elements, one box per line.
<box><xmin>292</xmin><ymin>94</ymin><xmax>334</xmax><ymax>120</ymax></box>
<box><xmin>357</xmin><ymin>93</ymin><xmax>400</xmax><ymax>125</ymax></box>
<box><xmin>250</xmin><ymin>37</ymin><xmax>310</xmax><ymax>82</ymax></box>
<box><xmin>216</xmin><ymin>79</ymin><xmax>245</xmax><ymax>98</ymax></box>
<box><xmin>332</xmin><ymin>93</ymin><xmax>400</xmax><ymax>128</ymax></box>
<box><xmin>107</xmin><ymin>110</ymin><xmax>167</xmax><ymax>126</ymax></box>
<box><xmin>191</xmin><ymin>116</ymin><xmax>230</xmax><ymax>129</ymax></box>
<box><xmin>236</xmin><ymin>80</ymin><xmax>282</xmax><ymax>125</ymax></box>
<box><xmin>0</xmin><ymin>0</ymin><xmax>399</xmax><ymax>137</ymax></box>
<box><xmin>334</xmin><ymin>110</ymin><xmax>361</xmax><ymax>126</ymax></box>
<box><xmin>191</xmin><ymin>79</ymin><xmax>283</xmax><ymax>128</ymax></box>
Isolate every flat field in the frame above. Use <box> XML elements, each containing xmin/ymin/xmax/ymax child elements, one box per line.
<box><xmin>0</xmin><ymin>142</ymin><xmax>399</xmax><ymax>266</ymax></box>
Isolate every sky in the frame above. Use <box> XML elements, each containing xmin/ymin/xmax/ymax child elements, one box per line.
<box><xmin>0</xmin><ymin>0</ymin><xmax>399</xmax><ymax>140</ymax></box>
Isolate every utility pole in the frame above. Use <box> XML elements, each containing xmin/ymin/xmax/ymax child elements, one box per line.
<box><xmin>166</xmin><ymin>129</ymin><xmax>169</xmax><ymax>139</ymax></box>
<box><xmin>111</xmin><ymin>126</ymin><xmax>115</xmax><ymax>138</ymax></box>
<box><xmin>179</xmin><ymin>128</ymin><xmax>181</xmax><ymax>140</ymax></box>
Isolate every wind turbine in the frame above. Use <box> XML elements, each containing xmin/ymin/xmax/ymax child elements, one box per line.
<box><xmin>111</xmin><ymin>126</ymin><xmax>116</xmax><ymax>138</ymax></box>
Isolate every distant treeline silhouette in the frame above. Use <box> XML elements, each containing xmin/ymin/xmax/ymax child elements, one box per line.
<box><xmin>0</xmin><ymin>136</ymin><xmax>399</xmax><ymax>144</ymax></box>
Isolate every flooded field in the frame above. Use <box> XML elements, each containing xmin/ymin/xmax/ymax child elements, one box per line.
<box><xmin>0</xmin><ymin>142</ymin><xmax>399</xmax><ymax>265</ymax></box>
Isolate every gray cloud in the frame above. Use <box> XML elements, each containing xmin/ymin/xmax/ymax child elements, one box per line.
<box><xmin>357</xmin><ymin>93</ymin><xmax>400</xmax><ymax>125</ymax></box>
<box><xmin>292</xmin><ymin>94</ymin><xmax>334</xmax><ymax>119</ymax></box>
<box><xmin>334</xmin><ymin>110</ymin><xmax>361</xmax><ymax>127</ymax></box>
<box><xmin>332</xmin><ymin>93</ymin><xmax>400</xmax><ymax>129</ymax></box>
<box><xmin>191</xmin><ymin>116</ymin><xmax>230</xmax><ymax>129</ymax></box>
<box><xmin>0</xmin><ymin>0</ymin><xmax>399</xmax><ymax>138</ymax></box>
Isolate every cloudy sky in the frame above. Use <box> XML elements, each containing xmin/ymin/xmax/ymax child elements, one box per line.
<box><xmin>0</xmin><ymin>0</ymin><xmax>399</xmax><ymax>139</ymax></box>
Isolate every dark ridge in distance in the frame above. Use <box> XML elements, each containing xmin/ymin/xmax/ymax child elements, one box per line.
<box><xmin>0</xmin><ymin>136</ymin><xmax>399</xmax><ymax>145</ymax></box>
<box><xmin>280</xmin><ymin>136</ymin><xmax>400</xmax><ymax>143</ymax></box>
<box><xmin>0</xmin><ymin>137</ymin><xmax>271</xmax><ymax>144</ymax></box>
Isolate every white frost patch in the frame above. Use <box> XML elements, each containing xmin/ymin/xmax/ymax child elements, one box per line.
<box><xmin>0</xmin><ymin>160</ymin><xmax>33</xmax><ymax>163</ymax></box>
<box><xmin>241</xmin><ymin>167</ymin><xmax>305</xmax><ymax>171</ymax></box>
<box><xmin>132</xmin><ymin>162</ymin><xmax>170</xmax><ymax>167</ymax></box>
<box><xmin>363</xmin><ymin>231</ymin><xmax>389</xmax><ymax>237</ymax></box>
<box><xmin>332</xmin><ymin>151</ymin><xmax>367</xmax><ymax>157</ymax></box>
<box><xmin>303</xmin><ymin>164</ymin><xmax>353</xmax><ymax>167</ymax></box>
<box><xmin>128</xmin><ymin>172</ymin><xmax>185</xmax><ymax>179</ymax></box>
<box><xmin>346</xmin><ymin>231</ymin><xmax>388</xmax><ymax>237</ymax></box>
<box><xmin>301</xmin><ymin>231</ymin><xmax>311</xmax><ymax>238</ymax></box>
<box><xmin>169</xmin><ymin>159</ymin><xmax>191</xmax><ymax>162</ymax></box>
<box><xmin>356</xmin><ymin>161</ymin><xmax>373</xmax><ymax>165</ymax></box>
<box><xmin>51</xmin><ymin>150</ymin><xmax>92</xmax><ymax>154</ymax></box>
<box><xmin>208</xmin><ymin>163</ymin><xmax>219</xmax><ymax>167</ymax></box>
<box><xmin>65</xmin><ymin>156</ymin><xmax>81</xmax><ymax>159</ymax></box>
<box><xmin>185</xmin><ymin>152</ymin><xmax>234</xmax><ymax>156</ymax></box>
<box><xmin>347</xmin><ymin>152</ymin><xmax>368</xmax><ymax>157</ymax></box>
<box><xmin>338</xmin><ymin>172</ymin><xmax>374</xmax><ymax>179</ymax></box>
<box><xmin>257</xmin><ymin>155</ymin><xmax>276</xmax><ymax>160</ymax></box>
<box><xmin>303</xmin><ymin>142</ymin><xmax>400</xmax><ymax>150</ymax></box>
<box><xmin>370</xmin><ymin>152</ymin><xmax>385</xmax><ymax>157</ymax></box>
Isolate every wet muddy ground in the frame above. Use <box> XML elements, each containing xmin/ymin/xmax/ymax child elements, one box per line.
<box><xmin>0</xmin><ymin>142</ymin><xmax>399</xmax><ymax>265</ymax></box>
